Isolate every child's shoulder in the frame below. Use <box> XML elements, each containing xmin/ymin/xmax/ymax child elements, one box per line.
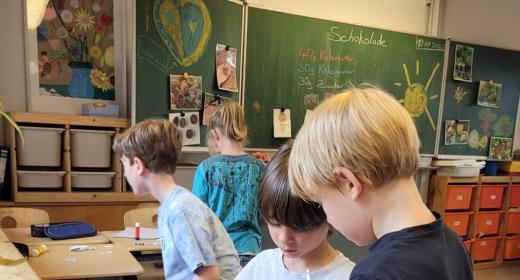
<box><xmin>202</xmin><ymin>153</ymin><xmax>265</xmax><ymax>167</ymax></box>
<box><xmin>163</xmin><ymin>187</ymin><xmax>209</xmax><ymax>214</ymax></box>
<box><xmin>255</xmin><ymin>248</ymin><xmax>281</xmax><ymax>259</ymax></box>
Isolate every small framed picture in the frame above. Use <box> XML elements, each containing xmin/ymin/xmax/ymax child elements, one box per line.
<box><xmin>453</xmin><ymin>44</ymin><xmax>474</xmax><ymax>82</ymax></box>
<box><xmin>444</xmin><ymin>120</ymin><xmax>470</xmax><ymax>145</ymax></box>
<box><xmin>488</xmin><ymin>137</ymin><xmax>512</xmax><ymax>160</ymax></box>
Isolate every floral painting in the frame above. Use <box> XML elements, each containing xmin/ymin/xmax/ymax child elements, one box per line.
<box><xmin>488</xmin><ymin>137</ymin><xmax>512</xmax><ymax>160</ymax></box>
<box><xmin>477</xmin><ymin>80</ymin><xmax>502</xmax><ymax>108</ymax></box>
<box><xmin>36</xmin><ymin>0</ymin><xmax>115</xmax><ymax>100</ymax></box>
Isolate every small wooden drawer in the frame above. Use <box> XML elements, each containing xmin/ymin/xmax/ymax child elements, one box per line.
<box><xmin>504</xmin><ymin>236</ymin><xmax>520</xmax><ymax>260</ymax></box>
<box><xmin>506</xmin><ymin>212</ymin><xmax>520</xmax><ymax>234</ymax></box>
<box><xmin>479</xmin><ymin>185</ymin><xmax>505</xmax><ymax>209</ymax></box>
<box><xmin>510</xmin><ymin>185</ymin><xmax>520</xmax><ymax>208</ymax></box>
<box><xmin>472</xmin><ymin>237</ymin><xmax>500</xmax><ymax>261</ymax></box>
<box><xmin>446</xmin><ymin>185</ymin><xmax>475</xmax><ymax>210</ymax></box>
<box><xmin>444</xmin><ymin>212</ymin><xmax>473</xmax><ymax>237</ymax></box>
<box><xmin>477</xmin><ymin>211</ymin><xmax>502</xmax><ymax>236</ymax></box>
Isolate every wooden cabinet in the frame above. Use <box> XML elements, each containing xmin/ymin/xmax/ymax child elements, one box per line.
<box><xmin>429</xmin><ymin>175</ymin><xmax>520</xmax><ymax>269</ymax></box>
<box><xmin>3</xmin><ymin>112</ymin><xmax>154</xmax><ymax>203</ymax></box>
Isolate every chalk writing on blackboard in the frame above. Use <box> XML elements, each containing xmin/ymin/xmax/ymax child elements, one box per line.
<box><xmin>295</xmin><ymin>47</ymin><xmax>356</xmax><ymax>92</ymax></box>
<box><xmin>328</xmin><ymin>26</ymin><xmax>388</xmax><ymax>47</ymax></box>
<box><xmin>137</xmin><ymin>35</ymin><xmax>171</xmax><ymax>74</ymax></box>
<box><xmin>416</xmin><ymin>36</ymin><xmax>445</xmax><ymax>51</ymax></box>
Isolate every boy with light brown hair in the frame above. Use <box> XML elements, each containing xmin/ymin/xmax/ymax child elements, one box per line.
<box><xmin>288</xmin><ymin>87</ymin><xmax>472</xmax><ymax>279</ymax></box>
<box><xmin>113</xmin><ymin>119</ymin><xmax>240</xmax><ymax>280</ymax></box>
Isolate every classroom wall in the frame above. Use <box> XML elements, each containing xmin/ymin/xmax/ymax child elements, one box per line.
<box><xmin>0</xmin><ymin>0</ymin><xmax>27</xmax><ymax>146</ymax></box>
<box><xmin>247</xmin><ymin>0</ymin><xmax>431</xmax><ymax>35</ymax></box>
<box><xmin>438</xmin><ymin>0</ymin><xmax>520</xmax><ymax>150</ymax></box>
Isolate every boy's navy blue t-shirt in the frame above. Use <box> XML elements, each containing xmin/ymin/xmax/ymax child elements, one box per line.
<box><xmin>350</xmin><ymin>212</ymin><xmax>473</xmax><ymax>280</ymax></box>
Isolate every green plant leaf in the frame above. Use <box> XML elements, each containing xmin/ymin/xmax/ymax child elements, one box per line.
<box><xmin>0</xmin><ymin>104</ymin><xmax>24</xmax><ymax>145</ymax></box>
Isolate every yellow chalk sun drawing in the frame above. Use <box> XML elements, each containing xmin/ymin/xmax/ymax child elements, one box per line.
<box><xmin>395</xmin><ymin>60</ymin><xmax>440</xmax><ymax>131</ymax></box>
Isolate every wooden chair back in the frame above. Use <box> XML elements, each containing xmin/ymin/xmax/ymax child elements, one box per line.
<box><xmin>0</xmin><ymin>207</ymin><xmax>50</xmax><ymax>228</ymax></box>
<box><xmin>123</xmin><ymin>207</ymin><xmax>158</xmax><ymax>228</ymax></box>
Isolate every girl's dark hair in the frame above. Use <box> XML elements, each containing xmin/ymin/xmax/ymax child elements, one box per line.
<box><xmin>258</xmin><ymin>141</ymin><xmax>327</xmax><ymax>231</ymax></box>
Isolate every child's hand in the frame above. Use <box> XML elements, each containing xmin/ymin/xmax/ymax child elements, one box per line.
<box><xmin>251</xmin><ymin>151</ymin><xmax>270</xmax><ymax>163</ymax></box>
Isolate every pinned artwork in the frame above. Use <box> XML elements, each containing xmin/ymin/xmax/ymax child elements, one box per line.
<box><xmin>202</xmin><ymin>92</ymin><xmax>230</xmax><ymax>125</ymax></box>
<box><xmin>445</xmin><ymin>120</ymin><xmax>470</xmax><ymax>145</ymax></box>
<box><xmin>304</xmin><ymin>94</ymin><xmax>319</xmax><ymax>110</ymax></box>
<box><xmin>216</xmin><ymin>44</ymin><xmax>238</xmax><ymax>92</ymax></box>
<box><xmin>453</xmin><ymin>45</ymin><xmax>474</xmax><ymax>82</ymax></box>
<box><xmin>488</xmin><ymin>137</ymin><xmax>512</xmax><ymax>160</ymax></box>
<box><xmin>477</xmin><ymin>80</ymin><xmax>502</xmax><ymax>108</ymax></box>
<box><xmin>169</xmin><ymin>112</ymin><xmax>201</xmax><ymax>146</ymax></box>
<box><xmin>273</xmin><ymin>109</ymin><xmax>291</xmax><ymax>138</ymax></box>
<box><xmin>170</xmin><ymin>74</ymin><xmax>203</xmax><ymax>110</ymax></box>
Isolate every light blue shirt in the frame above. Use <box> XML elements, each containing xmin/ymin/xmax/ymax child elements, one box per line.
<box><xmin>236</xmin><ymin>248</ymin><xmax>355</xmax><ymax>280</ymax></box>
<box><xmin>158</xmin><ymin>186</ymin><xmax>241</xmax><ymax>280</ymax></box>
<box><xmin>192</xmin><ymin>154</ymin><xmax>265</xmax><ymax>254</ymax></box>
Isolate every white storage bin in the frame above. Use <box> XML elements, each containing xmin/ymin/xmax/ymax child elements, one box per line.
<box><xmin>433</xmin><ymin>160</ymin><xmax>484</xmax><ymax>177</ymax></box>
<box><xmin>71</xmin><ymin>129</ymin><xmax>115</xmax><ymax>168</ymax></box>
<box><xmin>72</xmin><ymin>171</ymin><xmax>115</xmax><ymax>189</ymax></box>
<box><xmin>436</xmin><ymin>166</ymin><xmax>482</xmax><ymax>177</ymax></box>
<box><xmin>17</xmin><ymin>170</ymin><xmax>65</xmax><ymax>188</ymax></box>
<box><xmin>16</xmin><ymin>126</ymin><xmax>64</xmax><ymax>167</ymax></box>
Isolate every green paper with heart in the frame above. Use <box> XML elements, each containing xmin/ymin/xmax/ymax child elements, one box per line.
<box><xmin>154</xmin><ymin>0</ymin><xmax>212</xmax><ymax>67</ymax></box>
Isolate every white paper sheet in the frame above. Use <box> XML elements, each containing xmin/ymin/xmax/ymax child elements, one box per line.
<box><xmin>111</xmin><ymin>227</ymin><xmax>159</xmax><ymax>240</ymax></box>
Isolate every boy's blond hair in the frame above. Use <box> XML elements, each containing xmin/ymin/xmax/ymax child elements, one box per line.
<box><xmin>289</xmin><ymin>86</ymin><xmax>420</xmax><ymax>198</ymax></box>
<box><xmin>113</xmin><ymin>119</ymin><xmax>182</xmax><ymax>175</ymax></box>
<box><xmin>207</xmin><ymin>100</ymin><xmax>248</xmax><ymax>154</ymax></box>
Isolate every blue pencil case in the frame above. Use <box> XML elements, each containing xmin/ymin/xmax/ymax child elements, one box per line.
<box><xmin>44</xmin><ymin>222</ymin><xmax>97</xmax><ymax>240</ymax></box>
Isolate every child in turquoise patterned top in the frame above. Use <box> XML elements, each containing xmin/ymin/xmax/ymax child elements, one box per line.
<box><xmin>193</xmin><ymin>100</ymin><xmax>265</xmax><ymax>267</ymax></box>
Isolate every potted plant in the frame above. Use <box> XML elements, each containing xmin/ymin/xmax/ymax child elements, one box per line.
<box><xmin>0</xmin><ymin>103</ymin><xmax>24</xmax><ymax>143</ymax></box>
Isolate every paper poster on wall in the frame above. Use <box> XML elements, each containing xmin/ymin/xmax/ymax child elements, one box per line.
<box><xmin>273</xmin><ymin>109</ymin><xmax>291</xmax><ymax>138</ymax></box>
<box><xmin>453</xmin><ymin>45</ymin><xmax>474</xmax><ymax>82</ymax></box>
<box><xmin>170</xmin><ymin>74</ymin><xmax>203</xmax><ymax>110</ymax></box>
<box><xmin>169</xmin><ymin>112</ymin><xmax>201</xmax><ymax>146</ymax></box>
<box><xmin>216</xmin><ymin>44</ymin><xmax>238</xmax><ymax>92</ymax></box>
<box><xmin>488</xmin><ymin>137</ymin><xmax>512</xmax><ymax>160</ymax></box>
<box><xmin>445</xmin><ymin>120</ymin><xmax>470</xmax><ymax>145</ymax></box>
<box><xmin>202</xmin><ymin>92</ymin><xmax>230</xmax><ymax>125</ymax></box>
<box><xmin>477</xmin><ymin>80</ymin><xmax>502</xmax><ymax>108</ymax></box>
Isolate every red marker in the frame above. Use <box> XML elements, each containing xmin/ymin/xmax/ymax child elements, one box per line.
<box><xmin>135</xmin><ymin>222</ymin><xmax>140</xmax><ymax>240</ymax></box>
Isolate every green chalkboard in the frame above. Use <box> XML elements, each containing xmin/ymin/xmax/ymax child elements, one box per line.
<box><xmin>135</xmin><ymin>0</ymin><xmax>242</xmax><ymax>145</ymax></box>
<box><xmin>438</xmin><ymin>41</ymin><xmax>520</xmax><ymax>158</ymax></box>
<box><xmin>244</xmin><ymin>8</ymin><xmax>446</xmax><ymax>154</ymax></box>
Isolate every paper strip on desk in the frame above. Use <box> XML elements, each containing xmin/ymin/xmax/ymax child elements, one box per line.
<box><xmin>111</xmin><ymin>227</ymin><xmax>159</xmax><ymax>239</ymax></box>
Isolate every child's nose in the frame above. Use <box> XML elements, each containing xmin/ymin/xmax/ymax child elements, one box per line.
<box><xmin>278</xmin><ymin>228</ymin><xmax>294</xmax><ymax>242</ymax></box>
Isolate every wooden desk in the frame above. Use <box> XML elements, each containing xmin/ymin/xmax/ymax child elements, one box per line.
<box><xmin>3</xmin><ymin>228</ymin><xmax>109</xmax><ymax>246</ymax></box>
<box><xmin>101</xmin><ymin>231</ymin><xmax>161</xmax><ymax>252</ymax></box>
<box><xmin>28</xmin><ymin>243</ymin><xmax>143</xmax><ymax>279</ymax></box>
<box><xmin>0</xmin><ymin>241</ymin><xmax>40</xmax><ymax>279</ymax></box>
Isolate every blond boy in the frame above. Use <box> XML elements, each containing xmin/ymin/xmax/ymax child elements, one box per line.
<box><xmin>288</xmin><ymin>87</ymin><xmax>472</xmax><ymax>279</ymax></box>
<box><xmin>113</xmin><ymin>119</ymin><xmax>241</xmax><ymax>280</ymax></box>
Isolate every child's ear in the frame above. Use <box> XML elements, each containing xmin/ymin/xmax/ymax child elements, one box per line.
<box><xmin>333</xmin><ymin>167</ymin><xmax>363</xmax><ymax>201</ymax></box>
<box><xmin>211</xmin><ymin>128</ymin><xmax>221</xmax><ymax>141</ymax></box>
<box><xmin>133</xmin><ymin>157</ymin><xmax>147</xmax><ymax>176</ymax></box>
